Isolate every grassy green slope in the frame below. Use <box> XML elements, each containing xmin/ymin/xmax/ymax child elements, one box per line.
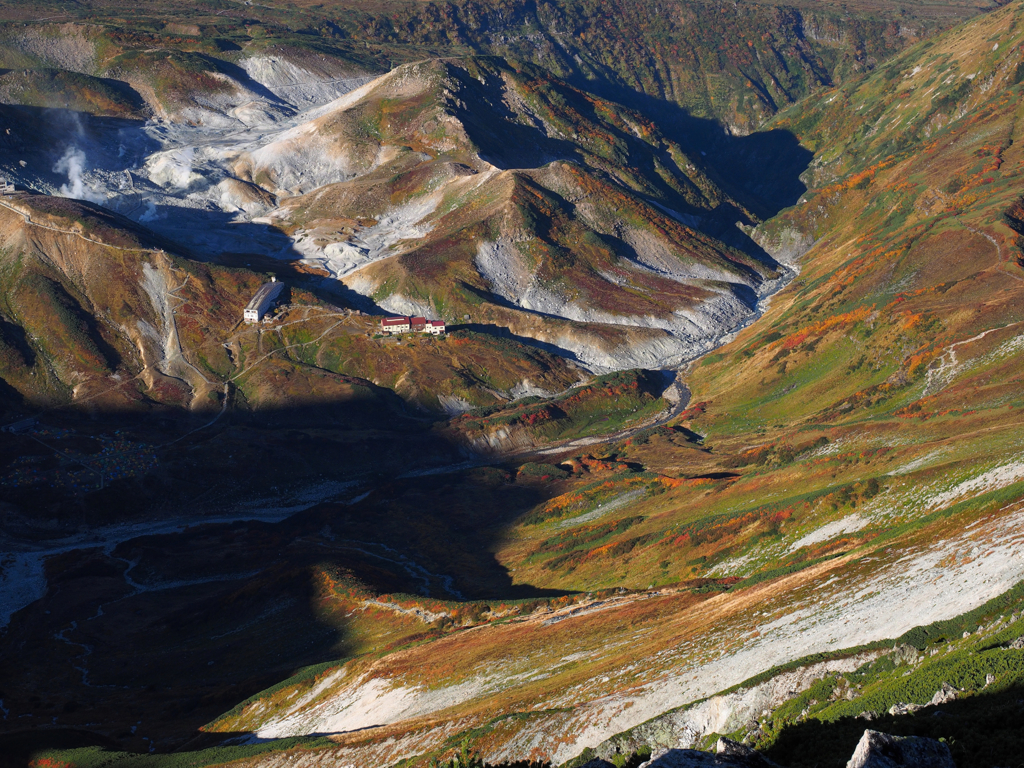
<box><xmin>599</xmin><ymin>0</ymin><xmax>1024</xmax><ymax>591</ymax></box>
<box><xmin>687</xmin><ymin>0</ymin><xmax>1024</xmax><ymax>438</ymax></box>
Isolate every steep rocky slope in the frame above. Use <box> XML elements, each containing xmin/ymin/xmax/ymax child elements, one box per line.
<box><xmin>259</xmin><ymin>56</ymin><xmax>784</xmax><ymax>369</ymax></box>
<box><xmin>573</xmin><ymin>584</ymin><xmax>1024</xmax><ymax>768</ymax></box>
<box><xmin>0</xmin><ymin>193</ymin><xmax>214</xmax><ymax>411</ymax></box>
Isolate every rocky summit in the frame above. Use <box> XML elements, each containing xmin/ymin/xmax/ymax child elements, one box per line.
<box><xmin>1</xmin><ymin>1</ymin><xmax>1024</xmax><ymax>768</ymax></box>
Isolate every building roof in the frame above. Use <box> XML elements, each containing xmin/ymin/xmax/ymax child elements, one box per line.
<box><xmin>245</xmin><ymin>281</ymin><xmax>285</xmax><ymax>311</ymax></box>
<box><xmin>380</xmin><ymin>315</ymin><xmax>444</xmax><ymax>328</ymax></box>
<box><xmin>3</xmin><ymin>417</ymin><xmax>36</xmax><ymax>432</ymax></box>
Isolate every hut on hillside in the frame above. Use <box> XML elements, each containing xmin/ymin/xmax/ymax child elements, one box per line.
<box><xmin>244</xmin><ymin>279</ymin><xmax>285</xmax><ymax>323</ymax></box>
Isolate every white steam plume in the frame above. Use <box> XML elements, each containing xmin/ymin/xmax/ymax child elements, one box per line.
<box><xmin>138</xmin><ymin>202</ymin><xmax>159</xmax><ymax>223</ymax></box>
<box><xmin>53</xmin><ymin>146</ymin><xmax>106</xmax><ymax>205</ymax></box>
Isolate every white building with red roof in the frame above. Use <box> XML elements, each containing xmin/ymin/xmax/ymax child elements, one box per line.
<box><xmin>379</xmin><ymin>315</ymin><xmax>446</xmax><ymax>336</ymax></box>
<box><xmin>380</xmin><ymin>316</ymin><xmax>411</xmax><ymax>333</ymax></box>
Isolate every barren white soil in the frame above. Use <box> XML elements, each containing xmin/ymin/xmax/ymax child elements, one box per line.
<box><xmin>928</xmin><ymin>459</ymin><xmax>1024</xmax><ymax>509</ymax></box>
<box><xmin>473</xmin><ymin>238</ymin><xmax>765</xmax><ymax>370</ymax></box>
<box><xmin>556</xmin><ymin>490</ymin><xmax>648</xmax><ymax>529</ymax></box>
<box><xmin>295</xmin><ymin>194</ymin><xmax>442</xmax><ymax>279</ymax></box>
<box><xmin>786</xmin><ymin>514</ymin><xmax>871</xmax><ymax>552</ymax></box>
<box><xmin>257</xmin><ymin>674</ymin><xmax>489</xmax><ymax>739</ymax></box>
<box><xmin>240</xmin><ymin>56</ymin><xmax>371</xmax><ymax>110</ymax></box>
<box><xmin>6</xmin><ymin>55</ymin><xmax>378</xmax><ymax>256</ymax></box>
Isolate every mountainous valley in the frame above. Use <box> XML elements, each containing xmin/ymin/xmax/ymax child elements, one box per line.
<box><xmin>1</xmin><ymin>0</ymin><xmax>1023</xmax><ymax>767</ymax></box>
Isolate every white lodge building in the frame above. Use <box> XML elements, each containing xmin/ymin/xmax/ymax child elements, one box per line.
<box><xmin>380</xmin><ymin>315</ymin><xmax>446</xmax><ymax>335</ymax></box>
<box><xmin>244</xmin><ymin>280</ymin><xmax>285</xmax><ymax>323</ymax></box>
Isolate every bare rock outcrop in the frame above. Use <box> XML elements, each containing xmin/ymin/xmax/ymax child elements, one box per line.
<box><xmin>887</xmin><ymin>682</ymin><xmax>958</xmax><ymax>716</ymax></box>
<box><xmin>887</xmin><ymin>703</ymin><xmax>922</xmax><ymax>716</ymax></box>
<box><xmin>929</xmin><ymin>683</ymin><xmax>958</xmax><ymax>707</ymax></box>
<box><xmin>847</xmin><ymin>730</ymin><xmax>955</xmax><ymax>768</ymax></box>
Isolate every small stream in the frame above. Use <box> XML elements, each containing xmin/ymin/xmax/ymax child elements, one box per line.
<box><xmin>0</xmin><ymin>481</ymin><xmax>362</xmax><ymax>630</ymax></box>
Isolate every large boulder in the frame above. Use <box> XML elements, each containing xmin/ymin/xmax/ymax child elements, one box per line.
<box><xmin>929</xmin><ymin>683</ymin><xmax>958</xmax><ymax>707</ymax></box>
<box><xmin>847</xmin><ymin>730</ymin><xmax>956</xmax><ymax>768</ymax></box>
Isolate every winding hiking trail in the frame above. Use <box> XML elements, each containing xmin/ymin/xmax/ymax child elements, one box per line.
<box><xmin>0</xmin><ymin>196</ymin><xmax>163</xmax><ymax>254</ymax></box>
<box><xmin>924</xmin><ymin>320</ymin><xmax>1024</xmax><ymax>396</ymax></box>
<box><xmin>954</xmin><ymin>215</ymin><xmax>1023</xmax><ymax>284</ymax></box>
